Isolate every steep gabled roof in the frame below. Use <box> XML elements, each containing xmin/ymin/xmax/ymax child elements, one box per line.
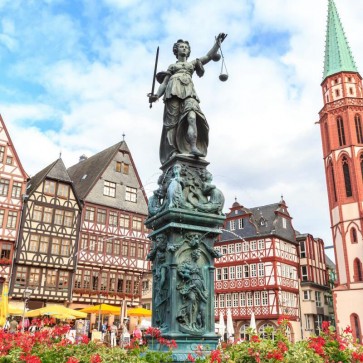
<box><xmin>27</xmin><ymin>158</ymin><xmax>72</xmax><ymax>195</ymax></box>
<box><xmin>67</xmin><ymin>141</ymin><xmax>130</xmax><ymax>200</ymax></box>
<box><xmin>323</xmin><ymin>0</ymin><xmax>358</xmax><ymax>80</ymax></box>
<box><xmin>0</xmin><ymin>114</ymin><xmax>29</xmax><ymax>180</ymax></box>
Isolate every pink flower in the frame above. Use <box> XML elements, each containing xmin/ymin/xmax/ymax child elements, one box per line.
<box><xmin>90</xmin><ymin>353</ymin><xmax>102</xmax><ymax>363</ymax></box>
<box><xmin>66</xmin><ymin>357</ymin><xmax>79</xmax><ymax>363</ymax></box>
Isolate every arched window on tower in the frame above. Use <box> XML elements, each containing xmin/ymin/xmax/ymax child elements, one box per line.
<box><xmin>353</xmin><ymin>258</ymin><xmax>363</xmax><ymax>282</ymax></box>
<box><xmin>360</xmin><ymin>154</ymin><xmax>363</xmax><ymax>180</ymax></box>
<box><xmin>342</xmin><ymin>156</ymin><xmax>352</xmax><ymax>197</ymax></box>
<box><xmin>351</xmin><ymin>227</ymin><xmax>358</xmax><ymax>243</ymax></box>
<box><xmin>355</xmin><ymin>114</ymin><xmax>363</xmax><ymax>144</ymax></box>
<box><xmin>337</xmin><ymin>117</ymin><xmax>346</xmax><ymax>146</ymax></box>
<box><xmin>324</xmin><ymin>123</ymin><xmax>330</xmax><ymax>151</ymax></box>
<box><xmin>350</xmin><ymin>314</ymin><xmax>362</xmax><ymax>344</ymax></box>
<box><xmin>328</xmin><ymin>159</ymin><xmax>338</xmax><ymax>202</ymax></box>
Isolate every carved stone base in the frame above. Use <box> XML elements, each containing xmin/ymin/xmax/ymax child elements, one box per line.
<box><xmin>149</xmin><ymin>333</ymin><xmax>220</xmax><ymax>362</ymax></box>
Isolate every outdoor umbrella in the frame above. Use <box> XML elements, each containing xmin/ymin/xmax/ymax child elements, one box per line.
<box><xmin>250</xmin><ymin>311</ymin><xmax>256</xmax><ymax>331</ymax></box>
<box><xmin>9</xmin><ymin>305</ymin><xmax>23</xmax><ymax>315</ymax></box>
<box><xmin>127</xmin><ymin>307</ymin><xmax>152</xmax><ymax>317</ymax></box>
<box><xmin>218</xmin><ymin>312</ymin><xmax>225</xmax><ymax>340</ymax></box>
<box><xmin>226</xmin><ymin>308</ymin><xmax>234</xmax><ymax>341</ymax></box>
<box><xmin>0</xmin><ymin>282</ymin><xmax>9</xmax><ymax>326</ymax></box>
<box><xmin>25</xmin><ymin>305</ymin><xmax>87</xmax><ymax>318</ymax></box>
<box><xmin>79</xmin><ymin>304</ymin><xmax>120</xmax><ymax>315</ymax></box>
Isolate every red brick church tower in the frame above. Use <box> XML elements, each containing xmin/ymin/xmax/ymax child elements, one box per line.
<box><xmin>318</xmin><ymin>0</ymin><xmax>363</xmax><ymax>341</ymax></box>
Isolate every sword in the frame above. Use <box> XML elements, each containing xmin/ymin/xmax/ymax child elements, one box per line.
<box><xmin>148</xmin><ymin>46</ymin><xmax>159</xmax><ymax>109</ymax></box>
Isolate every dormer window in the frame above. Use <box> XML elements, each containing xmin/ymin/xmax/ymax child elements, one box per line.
<box><xmin>238</xmin><ymin>218</ymin><xmax>244</xmax><ymax>229</ymax></box>
<box><xmin>282</xmin><ymin>218</ymin><xmax>287</xmax><ymax>229</ymax></box>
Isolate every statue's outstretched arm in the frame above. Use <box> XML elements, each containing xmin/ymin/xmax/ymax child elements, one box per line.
<box><xmin>199</xmin><ymin>33</ymin><xmax>226</xmax><ymax>65</ymax></box>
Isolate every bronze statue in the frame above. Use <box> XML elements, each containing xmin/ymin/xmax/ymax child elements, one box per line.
<box><xmin>149</xmin><ymin>33</ymin><xmax>227</xmax><ymax>164</ymax></box>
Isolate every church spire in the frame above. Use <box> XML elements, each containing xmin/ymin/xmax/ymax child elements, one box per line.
<box><xmin>323</xmin><ymin>0</ymin><xmax>357</xmax><ymax>81</ymax></box>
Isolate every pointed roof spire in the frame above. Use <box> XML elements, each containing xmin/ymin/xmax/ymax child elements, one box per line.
<box><xmin>323</xmin><ymin>0</ymin><xmax>358</xmax><ymax>81</ymax></box>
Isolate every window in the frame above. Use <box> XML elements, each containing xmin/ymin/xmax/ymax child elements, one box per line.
<box><xmin>251</xmin><ymin>240</ymin><xmax>257</xmax><ymax>251</ymax></box>
<box><xmin>351</xmin><ymin>228</ymin><xmax>358</xmax><ymax>243</ymax></box>
<box><xmin>301</xmin><ymin>266</ymin><xmax>308</xmax><ymax>282</ymax></box>
<box><xmin>0</xmin><ymin>146</ymin><xmax>4</xmax><ymax>162</ymax></box>
<box><xmin>57</xmin><ymin>183</ymin><xmax>69</xmax><ymax>198</ymax></box>
<box><xmin>46</xmin><ymin>270</ymin><xmax>57</xmax><ymax>288</ymax></box>
<box><xmin>52</xmin><ymin>238</ymin><xmax>61</xmax><ymax>254</ymax></box>
<box><xmin>254</xmin><ymin>291</ymin><xmax>261</xmax><ymax>306</ymax></box>
<box><xmin>83</xmin><ymin>270</ymin><xmax>91</xmax><ymax>289</ymax></box>
<box><xmin>238</xmin><ymin>218</ymin><xmax>244</xmax><ymax>229</ymax></box>
<box><xmin>117</xmin><ymin>275</ymin><xmax>124</xmax><ymax>292</ymax></box>
<box><xmin>116</xmin><ymin>161</ymin><xmax>122</xmax><ymax>172</ymax></box>
<box><xmin>243</xmin><ymin>242</ymin><xmax>249</xmax><ymax>252</ymax></box>
<box><xmin>250</xmin><ymin>264</ymin><xmax>257</xmax><ymax>277</ymax></box>
<box><xmin>303</xmin><ymin>290</ymin><xmax>311</xmax><ymax>300</ymax></box>
<box><xmin>235</xmin><ymin>243</ymin><xmax>242</xmax><ymax>253</ymax></box>
<box><xmin>258</xmin><ymin>263</ymin><xmax>265</xmax><ymax>277</ymax></box>
<box><xmin>219</xmin><ymin>294</ymin><xmax>225</xmax><ymax>308</ymax></box>
<box><xmin>329</xmin><ymin>160</ymin><xmax>338</xmax><ymax>202</ymax></box>
<box><xmin>354</xmin><ymin>258</ymin><xmax>363</xmax><ymax>282</ymax></box>
<box><xmin>114</xmin><ymin>240</ymin><xmax>120</xmax><ymax>255</ymax></box>
<box><xmin>122</xmin><ymin>163</ymin><xmax>129</xmax><ymax>174</ymax></box>
<box><xmin>125</xmin><ymin>276</ymin><xmax>132</xmax><ymax>293</ymax></box>
<box><xmin>259</xmin><ymin>323</ymin><xmax>275</xmax><ymax>340</ymax></box>
<box><xmin>33</xmin><ymin>205</ymin><xmax>43</xmax><ymax>222</ymax></box>
<box><xmin>116</xmin><ymin>162</ymin><xmax>129</xmax><ymax>174</ymax></box>
<box><xmin>222</xmin><ymin>267</ymin><xmax>228</xmax><ymax>280</ymax></box>
<box><xmin>229</xmin><ymin>266</ymin><xmax>235</xmax><ymax>279</ymax></box>
<box><xmin>337</xmin><ymin>117</ymin><xmax>346</xmax><ymax>146</ymax></box>
<box><xmin>43</xmin><ymin>207</ymin><xmax>52</xmax><ymax>223</ymax></box>
<box><xmin>109</xmin><ymin>212</ymin><xmax>118</xmax><ymax>227</ymax></box>
<box><xmin>15</xmin><ymin>267</ymin><xmax>27</xmax><ymax>287</ymax></box>
<box><xmin>132</xmin><ymin>217</ymin><xmax>142</xmax><ymax>231</ymax></box>
<box><xmin>60</xmin><ymin>239</ymin><xmax>70</xmax><ymax>256</ymax></box>
<box><xmin>29</xmin><ymin>268</ymin><xmax>41</xmax><ymax>287</ymax></box>
<box><xmin>119</xmin><ymin>213</ymin><xmax>129</xmax><ymax>228</ymax></box>
<box><xmin>228</xmin><ymin>244</ymin><xmax>234</xmax><ymax>254</ymax></box>
<box><xmin>315</xmin><ymin>291</ymin><xmax>321</xmax><ymax>307</ymax></box>
<box><xmin>300</xmin><ymin>240</ymin><xmax>306</xmax><ymax>258</ymax></box>
<box><xmin>85</xmin><ymin>207</ymin><xmax>95</xmax><ymax>222</ymax></box>
<box><xmin>226</xmin><ymin>293</ymin><xmax>232</xmax><ymax>307</ymax></box>
<box><xmin>138</xmin><ymin>243</ymin><xmax>144</xmax><ymax>259</ymax></box>
<box><xmin>6</xmin><ymin>211</ymin><xmax>17</xmax><ymax>229</ymax></box>
<box><xmin>247</xmin><ymin>292</ymin><xmax>253</xmax><ymax>306</ymax></box>
<box><xmin>130</xmin><ymin>243</ymin><xmax>136</xmax><ymax>257</ymax></box>
<box><xmin>222</xmin><ymin>245</ymin><xmax>227</xmax><ymax>254</ymax></box>
<box><xmin>262</xmin><ymin>291</ymin><xmax>268</xmax><ymax>306</ymax></box>
<box><xmin>240</xmin><ymin>324</ymin><xmax>249</xmax><ymax>340</ymax></box>
<box><xmin>305</xmin><ymin>315</ymin><xmax>311</xmax><ymax>330</ymax></box>
<box><xmin>0</xmin><ymin>209</ymin><xmax>4</xmax><ymax>227</ymax></box>
<box><xmin>11</xmin><ymin>182</ymin><xmax>22</xmax><ymax>198</ymax></box>
<box><xmin>39</xmin><ymin>236</ymin><xmax>49</xmax><ymax>253</ymax></box>
<box><xmin>54</xmin><ymin>209</ymin><xmax>64</xmax><ymax>225</ymax></box>
<box><xmin>282</xmin><ymin>218</ymin><xmax>287</xmax><ymax>229</ymax></box>
<box><xmin>233</xmin><ymin>293</ymin><xmax>239</xmax><ymax>307</ymax></box>
<box><xmin>342</xmin><ymin>156</ymin><xmax>352</xmax><ymax>197</ymax></box>
<box><xmin>240</xmin><ymin>292</ymin><xmax>246</xmax><ymax>306</ymax></box>
<box><xmin>97</xmin><ymin>209</ymin><xmax>107</xmax><ymax>224</ymax></box>
<box><xmin>92</xmin><ymin>271</ymin><xmax>99</xmax><ymax>290</ymax></box>
<box><xmin>236</xmin><ymin>265</ymin><xmax>242</xmax><ymax>279</ymax></box>
<box><xmin>125</xmin><ymin>186</ymin><xmax>137</xmax><ymax>202</ymax></box>
<box><xmin>0</xmin><ymin>243</ymin><xmax>11</xmax><ymax>259</ymax></box>
<box><xmin>122</xmin><ymin>241</ymin><xmax>128</xmax><ymax>255</ymax></box>
<box><xmin>64</xmin><ymin>211</ymin><xmax>73</xmax><ymax>227</ymax></box>
<box><xmin>335</xmin><ymin>89</ymin><xmax>340</xmax><ymax>97</ymax></box>
<box><xmin>100</xmin><ymin>272</ymin><xmax>108</xmax><ymax>291</ymax></box>
<box><xmin>109</xmin><ymin>273</ymin><xmax>116</xmax><ymax>292</ymax></box>
<box><xmin>0</xmin><ymin>179</ymin><xmax>10</xmax><ymax>196</ymax></box>
<box><xmin>216</xmin><ymin>268</ymin><xmax>222</xmax><ymax>281</ymax></box>
<box><xmin>258</xmin><ymin>240</ymin><xmax>265</xmax><ymax>250</ymax></box>
<box><xmin>97</xmin><ymin>239</ymin><xmax>104</xmax><ymax>253</ymax></box>
<box><xmin>44</xmin><ymin>180</ymin><xmax>56</xmax><ymax>195</ymax></box>
<box><xmin>230</xmin><ymin>220</ymin><xmax>236</xmax><ymax>230</ymax></box>
<box><xmin>361</xmin><ymin>154</ymin><xmax>363</xmax><ymax>181</ymax></box>
<box><xmin>59</xmin><ymin>271</ymin><xmax>69</xmax><ymax>290</ymax></box>
<box><xmin>104</xmin><ymin>181</ymin><xmax>116</xmax><ymax>197</ymax></box>
<box><xmin>244</xmin><ymin>264</ymin><xmax>249</xmax><ymax>278</ymax></box>
<box><xmin>355</xmin><ymin>115</ymin><xmax>363</xmax><ymax>143</ymax></box>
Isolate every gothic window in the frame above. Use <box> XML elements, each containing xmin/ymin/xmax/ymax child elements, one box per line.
<box><xmin>353</xmin><ymin>258</ymin><xmax>363</xmax><ymax>282</ymax></box>
<box><xmin>337</xmin><ymin>117</ymin><xmax>346</xmax><ymax>146</ymax></box>
<box><xmin>259</xmin><ymin>323</ymin><xmax>275</xmax><ymax>339</ymax></box>
<box><xmin>351</xmin><ymin>314</ymin><xmax>362</xmax><ymax>344</ymax></box>
<box><xmin>342</xmin><ymin>156</ymin><xmax>352</xmax><ymax>197</ymax></box>
<box><xmin>351</xmin><ymin>227</ymin><xmax>358</xmax><ymax>243</ymax></box>
<box><xmin>355</xmin><ymin>114</ymin><xmax>363</xmax><ymax>144</ymax></box>
<box><xmin>328</xmin><ymin>160</ymin><xmax>337</xmax><ymax>202</ymax></box>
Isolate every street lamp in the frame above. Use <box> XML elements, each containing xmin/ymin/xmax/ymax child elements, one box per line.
<box><xmin>21</xmin><ymin>288</ymin><xmax>32</xmax><ymax>332</ymax></box>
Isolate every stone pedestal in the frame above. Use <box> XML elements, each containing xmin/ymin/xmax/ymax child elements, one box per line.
<box><xmin>145</xmin><ymin>155</ymin><xmax>225</xmax><ymax>361</ymax></box>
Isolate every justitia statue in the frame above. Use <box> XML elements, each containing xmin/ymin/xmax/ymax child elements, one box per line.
<box><xmin>145</xmin><ymin>34</ymin><xmax>227</xmax><ymax>361</ymax></box>
<box><xmin>148</xmin><ymin>33</ymin><xmax>227</xmax><ymax>164</ymax></box>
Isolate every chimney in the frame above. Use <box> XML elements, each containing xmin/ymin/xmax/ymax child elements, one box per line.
<box><xmin>79</xmin><ymin>154</ymin><xmax>88</xmax><ymax>162</ymax></box>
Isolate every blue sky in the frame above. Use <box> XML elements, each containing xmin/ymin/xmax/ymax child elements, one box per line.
<box><xmin>2</xmin><ymin>0</ymin><xmax>363</xmax><ymax>261</ymax></box>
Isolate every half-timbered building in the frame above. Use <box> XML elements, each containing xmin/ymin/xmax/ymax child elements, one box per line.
<box><xmin>67</xmin><ymin>140</ymin><xmax>150</xmax><ymax>312</ymax></box>
<box><xmin>215</xmin><ymin>198</ymin><xmax>301</xmax><ymax>341</ymax></box>
<box><xmin>297</xmin><ymin>233</ymin><xmax>331</xmax><ymax>339</ymax></box>
<box><xmin>0</xmin><ymin>115</ymin><xmax>28</xmax><ymax>291</ymax></box>
<box><xmin>10</xmin><ymin>158</ymin><xmax>81</xmax><ymax>308</ymax></box>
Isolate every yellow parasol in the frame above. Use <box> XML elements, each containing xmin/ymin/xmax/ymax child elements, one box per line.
<box><xmin>127</xmin><ymin>307</ymin><xmax>152</xmax><ymax>317</ymax></box>
<box><xmin>25</xmin><ymin>305</ymin><xmax>87</xmax><ymax>318</ymax></box>
<box><xmin>0</xmin><ymin>282</ymin><xmax>9</xmax><ymax>326</ymax></box>
<box><xmin>79</xmin><ymin>303</ymin><xmax>121</xmax><ymax>315</ymax></box>
<box><xmin>9</xmin><ymin>305</ymin><xmax>23</xmax><ymax>315</ymax></box>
